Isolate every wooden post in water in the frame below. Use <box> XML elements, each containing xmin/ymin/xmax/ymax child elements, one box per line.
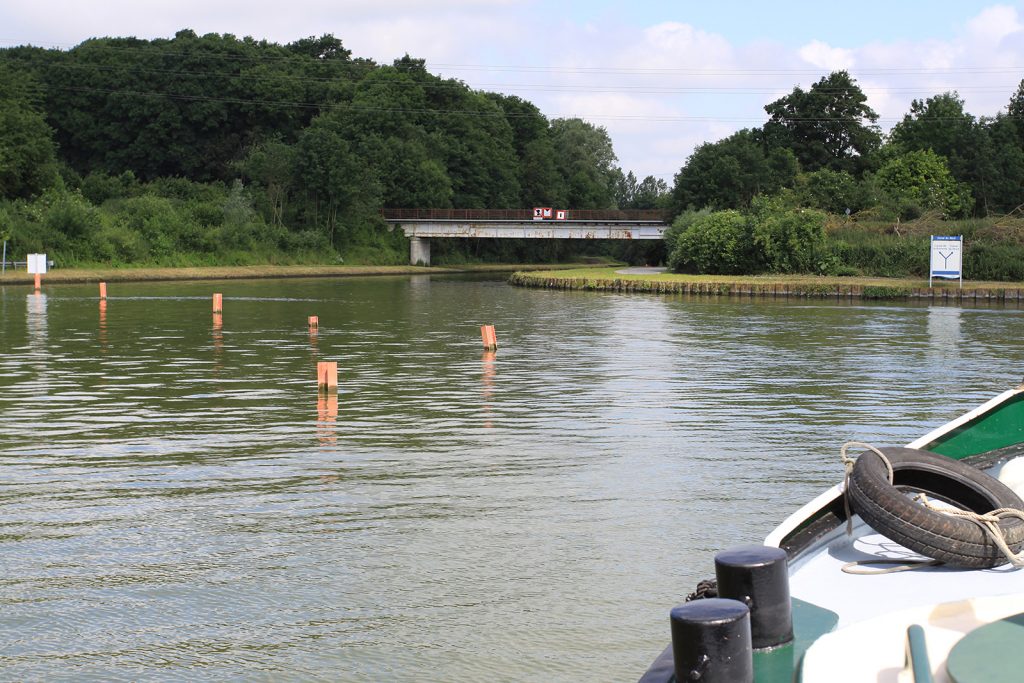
<box><xmin>481</xmin><ymin>324</ymin><xmax>498</xmax><ymax>351</ymax></box>
<box><xmin>317</xmin><ymin>361</ymin><xmax>338</xmax><ymax>392</ymax></box>
<box><xmin>212</xmin><ymin>293</ymin><xmax>223</xmax><ymax>313</ymax></box>
<box><xmin>99</xmin><ymin>282</ymin><xmax>107</xmax><ymax>300</ymax></box>
<box><xmin>34</xmin><ymin>272</ymin><xmax>41</xmax><ymax>292</ymax></box>
<box><xmin>308</xmin><ymin>315</ymin><xmax>319</xmax><ymax>330</ymax></box>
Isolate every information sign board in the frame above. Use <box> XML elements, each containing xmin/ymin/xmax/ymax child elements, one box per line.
<box><xmin>27</xmin><ymin>253</ymin><xmax>48</xmax><ymax>274</ymax></box>
<box><xmin>930</xmin><ymin>236</ymin><xmax>962</xmax><ymax>287</ymax></box>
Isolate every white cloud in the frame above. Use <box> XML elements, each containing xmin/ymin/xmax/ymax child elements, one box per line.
<box><xmin>966</xmin><ymin>5</ymin><xmax>1022</xmax><ymax>41</ymax></box>
<box><xmin>798</xmin><ymin>40</ymin><xmax>855</xmax><ymax>71</ymax></box>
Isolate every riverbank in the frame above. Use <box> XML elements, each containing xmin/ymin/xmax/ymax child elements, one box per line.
<box><xmin>510</xmin><ymin>267</ymin><xmax>1024</xmax><ymax>301</ymax></box>
<box><xmin>0</xmin><ymin>262</ymin><xmax>587</xmax><ymax>285</ymax></box>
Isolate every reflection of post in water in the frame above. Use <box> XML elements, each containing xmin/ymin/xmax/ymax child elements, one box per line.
<box><xmin>212</xmin><ymin>312</ymin><xmax>224</xmax><ymax>370</ymax></box>
<box><xmin>482</xmin><ymin>350</ymin><xmax>496</xmax><ymax>429</ymax></box>
<box><xmin>309</xmin><ymin>318</ymin><xmax>319</xmax><ymax>354</ymax></box>
<box><xmin>26</xmin><ymin>292</ymin><xmax>47</xmax><ymax>345</ymax></box>
<box><xmin>317</xmin><ymin>393</ymin><xmax>338</xmax><ymax>444</ymax></box>
<box><xmin>99</xmin><ymin>299</ymin><xmax>108</xmax><ymax>351</ymax></box>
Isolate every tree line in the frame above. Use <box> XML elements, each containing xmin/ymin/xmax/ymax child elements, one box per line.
<box><xmin>671</xmin><ymin>70</ymin><xmax>1024</xmax><ymax>219</ymax></box>
<box><xmin>0</xmin><ymin>31</ymin><xmax>664</xmax><ymax>265</ymax></box>
<box><xmin>664</xmin><ymin>70</ymin><xmax>1024</xmax><ymax>279</ymax></box>
<box><xmin>1</xmin><ymin>31</ymin><xmax>1023</xmax><ymax>272</ymax></box>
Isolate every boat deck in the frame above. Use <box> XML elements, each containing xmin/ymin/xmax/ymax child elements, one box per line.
<box><xmin>791</xmin><ymin>520</ymin><xmax>1024</xmax><ymax>682</ymax></box>
<box><xmin>790</xmin><ymin>522</ymin><xmax>1024</xmax><ymax>627</ymax></box>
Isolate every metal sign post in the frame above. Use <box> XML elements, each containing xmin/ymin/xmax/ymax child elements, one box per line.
<box><xmin>930</xmin><ymin>236</ymin><xmax>963</xmax><ymax>289</ymax></box>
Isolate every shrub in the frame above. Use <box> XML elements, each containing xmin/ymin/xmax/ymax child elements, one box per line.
<box><xmin>795</xmin><ymin>169</ymin><xmax>869</xmax><ymax>214</ymax></box>
<box><xmin>751</xmin><ymin>199</ymin><xmax>828</xmax><ymax>273</ymax></box>
<box><xmin>875</xmin><ymin>150</ymin><xmax>974</xmax><ymax>219</ymax></box>
<box><xmin>81</xmin><ymin>171</ymin><xmax>140</xmax><ymax>205</ymax></box>
<box><xmin>668</xmin><ymin>210</ymin><xmax>756</xmax><ymax>274</ymax></box>
<box><xmin>663</xmin><ymin>208</ymin><xmax>710</xmax><ymax>255</ymax></box>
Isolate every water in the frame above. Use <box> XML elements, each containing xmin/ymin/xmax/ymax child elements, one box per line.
<box><xmin>2</xmin><ymin>275</ymin><xmax>1023</xmax><ymax>681</ymax></box>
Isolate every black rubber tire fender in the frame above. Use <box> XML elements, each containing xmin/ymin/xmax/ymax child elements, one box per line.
<box><xmin>848</xmin><ymin>447</ymin><xmax>1024</xmax><ymax>568</ymax></box>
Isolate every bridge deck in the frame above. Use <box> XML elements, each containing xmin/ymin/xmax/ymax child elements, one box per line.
<box><xmin>387</xmin><ymin>219</ymin><xmax>666</xmax><ymax>240</ymax></box>
<box><xmin>382</xmin><ymin>210</ymin><xmax>669</xmax><ymax>264</ymax></box>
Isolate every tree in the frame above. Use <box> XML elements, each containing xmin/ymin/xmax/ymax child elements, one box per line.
<box><xmin>286</xmin><ymin>34</ymin><xmax>351</xmax><ymax>61</ymax></box>
<box><xmin>890</xmin><ymin>92</ymin><xmax>977</xmax><ymax>172</ymax></box>
<box><xmin>613</xmin><ymin>171</ymin><xmax>669</xmax><ymax>209</ymax></box>
<box><xmin>429</xmin><ymin>88</ymin><xmax>520</xmax><ymax>208</ymax></box>
<box><xmin>1005</xmin><ymin>80</ymin><xmax>1024</xmax><ymax>149</ymax></box>
<box><xmin>762</xmin><ymin>71</ymin><xmax>881</xmax><ymax>174</ymax></box>
<box><xmin>887</xmin><ymin>92</ymin><xmax>997</xmax><ymax>212</ymax></box>
<box><xmin>1009</xmin><ymin>79</ymin><xmax>1024</xmax><ymax>124</ymax></box>
<box><xmin>549</xmin><ymin>118</ymin><xmax>619</xmax><ymax>209</ymax></box>
<box><xmin>486</xmin><ymin>94</ymin><xmax>565</xmax><ymax>206</ymax></box>
<box><xmin>294</xmin><ymin>117</ymin><xmax>381</xmax><ymax>247</ymax></box>
<box><xmin>794</xmin><ymin>169</ymin><xmax>870</xmax><ymax>214</ymax></box>
<box><xmin>0</xmin><ymin>63</ymin><xmax>58</xmax><ymax>199</ymax></box>
<box><xmin>875</xmin><ymin>149</ymin><xmax>973</xmax><ymax>218</ymax></box>
<box><xmin>670</xmin><ymin>129</ymin><xmax>797</xmax><ymax>213</ymax></box>
<box><xmin>974</xmin><ymin>116</ymin><xmax>1024</xmax><ymax>214</ymax></box>
<box><xmin>238</xmin><ymin>137</ymin><xmax>296</xmax><ymax>227</ymax></box>
<box><xmin>40</xmin><ymin>33</ymin><xmax>338</xmax><ymax>182</ymax></box>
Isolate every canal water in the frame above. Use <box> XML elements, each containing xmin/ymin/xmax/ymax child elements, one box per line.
<box><xmin>2</xmin><ymin>275</ymin><xmax>1023</xmax><ymax>681</ymax></box>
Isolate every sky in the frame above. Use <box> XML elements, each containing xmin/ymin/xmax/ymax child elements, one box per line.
<box><xmin>2</xmin><ymin>1</ymin><xmax>1024</xmax><ymax>182</ymax></box>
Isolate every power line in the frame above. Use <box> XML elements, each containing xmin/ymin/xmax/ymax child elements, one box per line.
<box><xmin>3</xmin><ymin>36</ymin><xmax>1024</xmax><ymax>78</ymax></box>
<box><xmin>50</xmin><ymin>83</ymin><xmax>1024</xmax><ymax>125</ymax></box>
<box><xmin>27</xmin><ymin>61</ymin><xmax>1024</xmax><ymax>97</ymax></box>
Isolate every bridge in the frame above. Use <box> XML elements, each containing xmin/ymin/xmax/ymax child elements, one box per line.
<box><xmin>382</xmin><ymin>209</ymin><xmax>668</xmax><ymax>265</ymax></box>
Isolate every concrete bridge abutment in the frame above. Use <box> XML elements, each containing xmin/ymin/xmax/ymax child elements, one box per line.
<box><xmin>410</xmin><ymin>236</ymin><xmax>431</xmax><ymax>266</ymax></box>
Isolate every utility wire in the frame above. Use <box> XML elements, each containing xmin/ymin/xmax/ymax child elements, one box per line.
<box><xmin>52</xmin><ymin>83</ymin><xmax>1024</xmax><ymax>124</ymax></box>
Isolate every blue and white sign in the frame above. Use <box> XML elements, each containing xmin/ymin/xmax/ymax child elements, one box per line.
<box><xmin>930</xmin><ymin>235</ymin><xmax>962</xmax><ymax>287</ymax></box>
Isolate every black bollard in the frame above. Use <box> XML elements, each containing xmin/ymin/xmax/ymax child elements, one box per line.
<box><xmin>670</xmin><ymin>598</ymin><xmax>753</xmax><ymax>682</ymax></box>
<box><xmin>714</xmin><ymin>545</ymin><xmax>793</xmax><ymax>649</ymax></box>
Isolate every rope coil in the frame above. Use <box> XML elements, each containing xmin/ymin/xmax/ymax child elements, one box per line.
<box><xmin>913</xmin><ymin>493</ymin><xmax>1024</xmax><ymax>567</ymax></box>
<box><xmin>841</xmin><ymin>441</ymin><xmax>894</xmax><ymax>536</ymax></box>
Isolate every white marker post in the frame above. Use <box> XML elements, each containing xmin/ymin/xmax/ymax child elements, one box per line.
<box><xmin>929</xmin><ymin>235</ymin><xmax>962</xmax><ymax>289</ymax></box>
<box><xmin>27</xmin><ymin>252</ymin><xmax>47</xmax><ymax>291</ymax></box>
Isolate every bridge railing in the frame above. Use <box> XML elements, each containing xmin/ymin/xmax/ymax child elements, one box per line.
<box><xmin>381</xmin><ymin>208</ymin><xmax>667</xmax><ymax>222</ymax></box>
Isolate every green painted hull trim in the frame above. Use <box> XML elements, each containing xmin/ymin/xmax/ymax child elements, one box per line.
<box><xmin>924</xmin><ymin>392</ymin><xmax>1024</xmax><ymax>459</ymax></box>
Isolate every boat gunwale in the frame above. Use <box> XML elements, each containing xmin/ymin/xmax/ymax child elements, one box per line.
<box><xmin>764</xmin><ymin>387</ymin><xmax>1024</xmax><ymax>552</ymax></box>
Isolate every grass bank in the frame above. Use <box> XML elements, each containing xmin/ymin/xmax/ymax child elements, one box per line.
<box><xmin>0</xmin><ymin>262</ymin><xmax>587</xmax><ymax>285</ymax></box>
<box><xmin>510</xmin><ymin>267</ymin><xmax>1024</xmax><ymax>302</ymax></box>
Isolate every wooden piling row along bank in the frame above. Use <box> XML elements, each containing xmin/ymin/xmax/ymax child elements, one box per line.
<box><xmin>508</xmin><ymin>272</ymin><xmax>1024</xmax><ymax>303</ymax></box>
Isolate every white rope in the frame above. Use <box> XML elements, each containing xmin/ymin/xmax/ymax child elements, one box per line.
<box><xmin>840</xmin><ymin>441</ymin><xmax>894</xmax><ymax>536</ymax></box>
<box><xmin>841</xmin><ymin>558</ymin><xmax>942</xmax><ymax>575</ymax></box>
<box><xmin>913</xmin><ymin>493</ymin><xmax>1024</xmax><ymax>567</ymax></box>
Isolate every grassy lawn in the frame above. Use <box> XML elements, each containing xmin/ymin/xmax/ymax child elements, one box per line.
<box><xmin>0</xmin><ymin>262</ymin><xmax>586</xmax><ymax>285</ymax></box>
<box><xmin>519</xmin><ymin>267</ymin><xmax>1024</xmax><ymax>291</ymax></box>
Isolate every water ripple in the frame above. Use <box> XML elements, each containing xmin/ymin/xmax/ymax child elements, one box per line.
<box><xmin>2</xmin><ymin>279</ymin><xmax>1024</xmax><ymax>680</ymax></box>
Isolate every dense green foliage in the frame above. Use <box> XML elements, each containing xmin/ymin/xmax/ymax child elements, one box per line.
<box><xmin>2</xmin><ymin>34</ymin><xmax>1024</xmax><ymax>276</ymax></box>
<box><xmin>666</xmin><ymin>202</ymin><xmax>828</xmax><ymax>275</ymax></box>
<box><xmin>1</xmin><ymin>32</ymin><xmax>662</xmax><ymax>266</ymax></box>
<box><xmin>667</xmin><ymin>210</ymin><xmax>755</xmax><ymax>274</ymax></box>
<box><xmin>762</xmin><ymin>71</ymin><xmax>881</xmax><ymax>175</ymax></box>
<box><xmin>671</xmin><ymin>71</ymin><xmax>1024</xmax><ymax>221</ymax></box>
<box><xmin>667</xmin><ymin>70</ymin><xmax>1024</xmax><ymax>278</ymax></box>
